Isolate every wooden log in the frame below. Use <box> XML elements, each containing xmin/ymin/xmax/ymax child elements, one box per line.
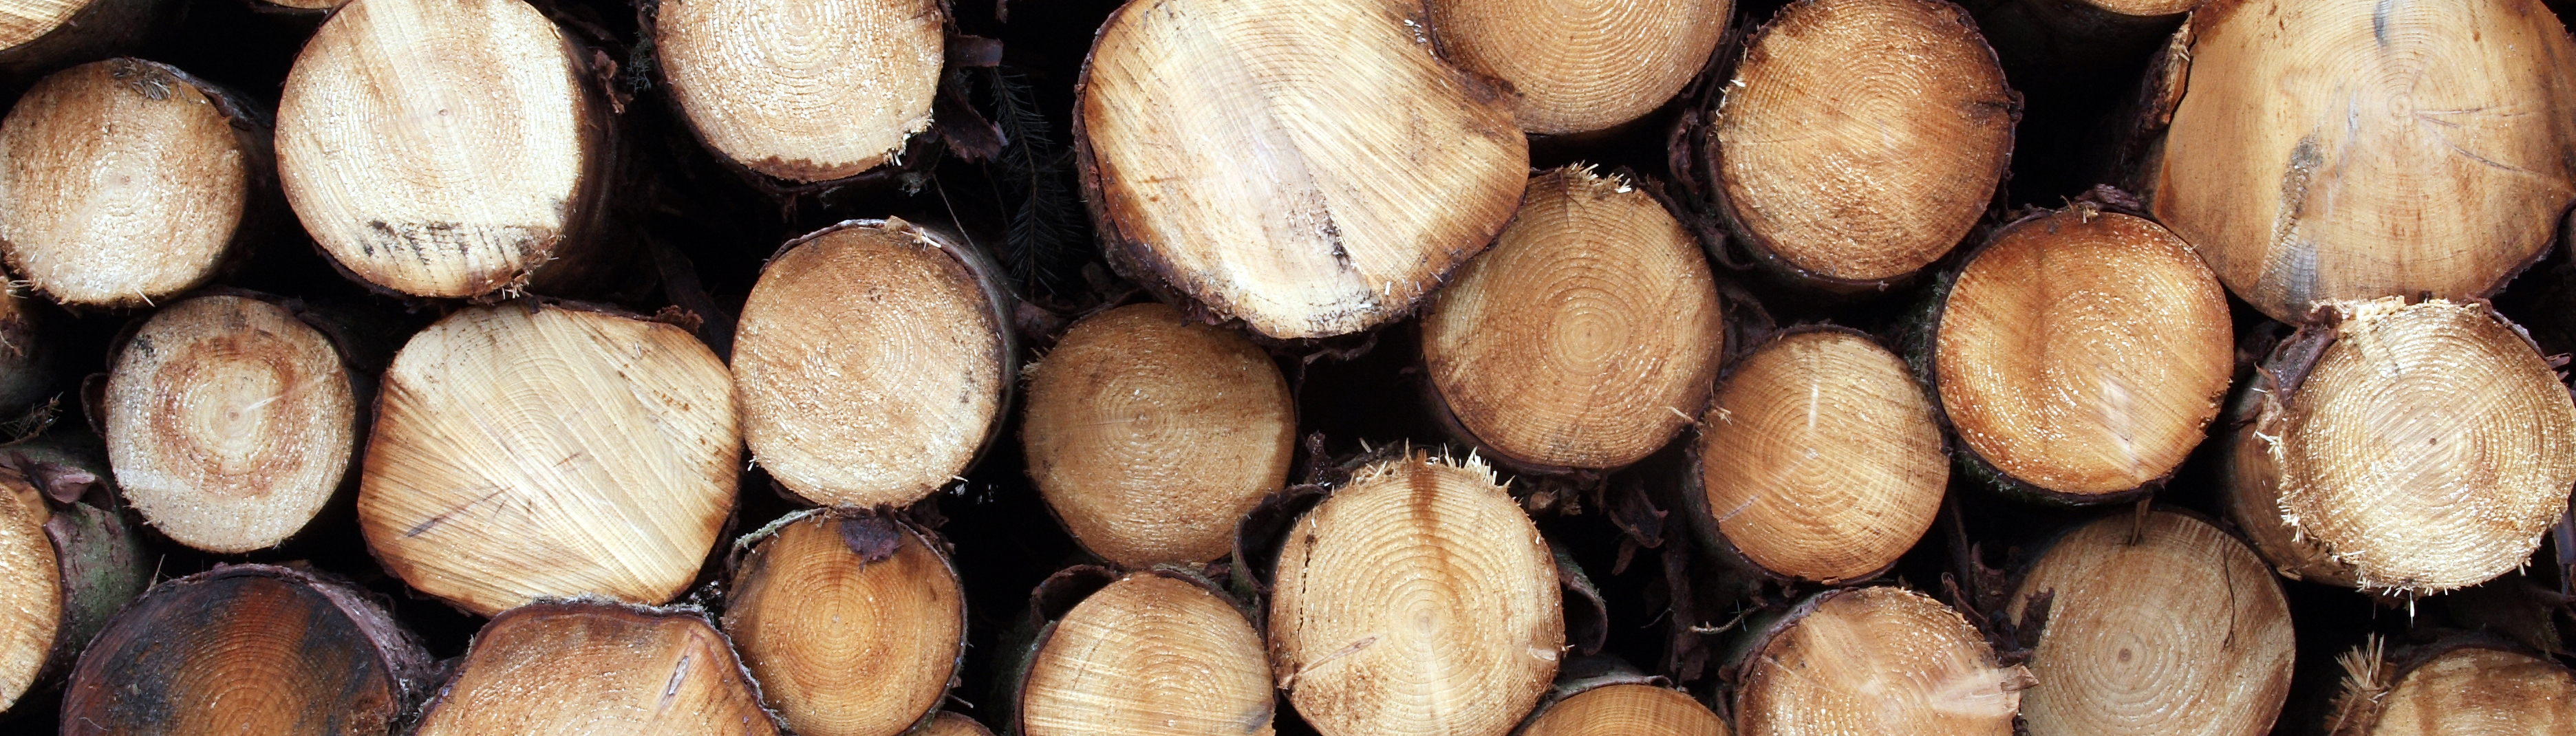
<box><xmin>651</xmin><ymin>0</ymin><xmax>944</xmax><ymax>183</ymax></box>
<box><xmin>0</xmin><ymin>283</ymin><xmax>54</xmax><ymax>413</ymax></box>
<box><xmin>2007</xmin><ymin>510</ymin><xmax>2294</xmax><ymax>736</ymax></box>
<box><xmin>1420</xmin><ymin>166</ymin><xmax>1724</xmax><ymax>473</ymax></box>
<box><xmin>1016</xmin><ymin>570</ymin><xmax>1274</xmax><ymax>736</ymax></box>
<box><xmin>0</xmin><ymin>439</ymin><xmax>145</xmax><ymax>713</ymax></box>
<box><xmin>1020</xmin><ymin>301</ymin><xmax>1291</xmax><ymax>567</ymax></box>
<box><xmin>1422</xmin><ymin>0</ymin><xmax>1730</xmax><ymax>135</ymax></box>
<box><xmin>0</xmin><ymin>58</ymin><xmax>272</xmax><ymax>307</ymax></box>
<box><xmin>2220</xmin><ymin>297</ymin><xmax>2576</xmax><ymax>594</ymax></box>
<box><xmin>1689</xmin><ymin>328</ymin><xmax>1946</xmax><ymax>585</ymax></box>
<box><xmin>277</xmin><ymin>0</ymin><xmax>619</xmax><ymax>299</ymax></box>
<box><xmin>1268</xmin><ymin>451</ymin><xmax>1560</xmax><ymax>736</ymax></box>
<box><xmin>735</xmin><ymin>218</ymin><xmax>1012</xmax><ymax>509</ymax></box>
<box><xmin>1928</xmin><ymin>204</ymin><xmax>2230</xmax><ymax>503</ymax></box>
<box><xmin>58</xmin><ymin>563</ymin><xmax>436</xmax><ymax>736</ymax></box>
<box><xmin>2326</xmin><ymin>638</ymin><xmax>2576</xmax><ymax>735</ymax></box>
<box><xmin>1692</xmin><ymin>0</ymin><xmax>2016</xmax><ymax>291</ymax></box>
<box><xmin>358</xmin><ymin>300</ymin><xmax>738</xmax><ymax>616</ymax></box>
<box><xmin>101</xmin><ymin>293</ymin><xmax>359</xmax><ymax>553</ymax></box>
<box><xmin>1075</xmin><ymin>0</ymin><xmax>1527</xmax><ymax>340</ymax></box>
<box><xmin>2130</xmin><ymin>0</ymin><xmax>2576</xmax><ymax>323</ymax></box>
<box><xmin>0</xmin><ymin>0</ymin><xmax>161</xmax><ymax>89</ymax></box>
<box><xmin>927</xmin><ymin>712</ymin><xmax>995</xmax><ymax>736</ymax></box>
<box><xmin>1516</xmin><ymin>658</ymin><xmax>1727</xmax><ymax>736</ymax></box>
<box><xmin>410</xmin><ymin>600</ymin><xmax>781</xmax><ymax>736</ymax></box>
<box><xmin>1731</xmin><ymin>587</ymin><xmax>2031</xmax><ymax>736</ymax></box>
<box><xmin>723</xmin><ymin>510</ymin><xmax>965</xmax><ymax>736</ymax></box>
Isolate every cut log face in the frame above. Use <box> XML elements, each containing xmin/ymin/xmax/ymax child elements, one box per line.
<box><xmin>0</xmin><ymin>0</ymin><xmax>87</xmax><ymax>47</ymax></box>
<box><xmin>1022</xmin><ymin>302</ymin><xmax>1293</xmax><ymax>567</ymax></box>
<box><xmin>1735</xmin><ymin>587</ymin><xmax>2029</xmax><ymax>736</ymax></box>
<box><xmin>59</xmin><ymin>565</ymin><xmax>435</xmax><ymax>736</ymax></box>
<box><xmin>1519</xmin><ymin>684</ymin><xmax>1729</xmax><ymax>736</ymax></box>
<box><xmin>927</xmin><ymin>712</ymin><xmax>996</xmax><ymax>736</ymax></box>
<box><xmin>358</xmin><ymin>301</ymin><xmax>738</xmax><ymax>616</ymax></box>
<box><xmin>1706</xmin><ymin>0</ymin><xmax>2015</xmax><ymax>286</ymax></box>
<box><xmin>736</xmin><ymin>219</ymin><xmax>1009</xmax><ymax>508</ymax></box>
<box><xmin>2009</xmin><ymin>511</ymin><xmax>2294</xmax><ymax>736</ymax></box>
<box><xmin>0</xmin><ymin>470</ymin><xmax>55</xmax><ymax>712</ymax></box>
<box><xmin>1021</xmin><ymin>572</ymin><xmax>1274</xmax><ymax>736</ymax></box>
<box><xmin>654</xmin><ymin>0</ymin><xmax>942</xmax><ymax>182</ymax></box>
<box><xmin>1075</xmin><ymin>0</ymin><xmax>1528</xmax><ymax>340</ymax></box>
<box><xmin>1269</xmin><ymin>452</ymin><xmax>1561</xmax><ymax>736</ymax></box>
<box><xmin>1424</xmin><ymin>0</ymin><xmax>1730</xmax><ymax>134</ymax></box>
<box><xmin>2332</xmin><ymin>643</ymin><xmax>2576</xmax><ymax>736</ymax></box>
<box><xmin>0</xmin><ymin>442</ymin><xmax>150</xmax><ymax>714</ymax></box>
<box><xmin>2144</xmin><ymin>0</ymin><xmax>2576</xmax><ymax>323</ymax></box>
<box><xmin>1695</xmin><ymin>329</ymin><xmax>1946</xmax><ymax>583</ymax></box>
<box><xmin>105</xmin><ymin>294</ymin><xmax>356</xmax><ymax>553</ymax></box>
<box><xmin>1933</xmin><ymin>208</ymin><xmax>2231</xmax><ymax>499</ymax></box>
<box><xmin>724</xmin><ymin>510</ymin><xmax>965</xmax><ymax>736</ymax></box>
<box><xmin>411</xmin><ymin>601</ymin><xmax>780</xmax><ymax>736</ymax></box>
<box><xmin>1421</xmin><ymin>167</ymin><xmax>1724</xmax><ymax>471</ymax></box>
<box><xmin>0</xmin><ymin>58</ymin><xmax>251</xmax><ymax>307</ymax></box>
<box><xmin>2229</xmin><ymin>298</ymin><xmax>2576</xmax><ymax>594</ymax></box>
<box><xmin>277</xmin><ymin>0</ymin><xmax>611</xmax><ymax>299</ymax></box>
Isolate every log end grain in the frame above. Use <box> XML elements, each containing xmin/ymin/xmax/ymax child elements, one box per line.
<box><xmin>1735</xmin><ymin>587</ymin><xmax>2030</xmax><ymax>736</ymax></box>
<box><xmin>724</xmin><ymin>510</ymin><xmax>965</xmax><ymax>736</ymax></box>
<box><xmin>926</xmin><ymin>712</ymin><xmax>996</xmax><ymax>736</ymax></box>
<box><xmin>412</xmin><ymin>601</ymin><xmax>781</xmax><ymax>736</ymax></box>
<box><xmin>654</xmin><ymin>0</ymin><xmax>943</xmax><ymax>182</ymax></box>
<box><xmin>1521</xmin><ymin>683</ymin><xmax>1730</xmax><ymax>736</ymax></box>
<box><xmin>2329</xmin><ymin>640</ymin><xmax>2576</xmax><ymax>736</ymax></box>
<box><xmin>0</xmin><ymin>0</ymin><xmax>89</xmax><ymax>49</ymax></box>
<box><xmin>0</xmin><ymin>58</ymin><xmax>248</xmax><ymax>307</ymax></box>
<box><xmin>1022</xmin><ymin>301</ymin><xmax>1292</xmax><ymax>567</ymax></box>
<box><xmin>0</xmin><ymin>471</ymin><xmax>55</xmax><ymax>711</ymax></box>
<box><xmin>1424</xmin><ymin>0</ymin><xmax>1730</xmax><ymax>134</ymax></box>
<box><xmin>1076</xmin><ymin>0</ymin><xmax>1527</xmax><ymax>339</ymax></box>
<box><xmin>1021</xmin><ymin>571</ymin><xmax>1274</xmax><ymax>736</ymax></box>
<box><xmin>1422</xmin><ymin>166</ymin><xmax>1724</xmax><ymax>471</ymax></box>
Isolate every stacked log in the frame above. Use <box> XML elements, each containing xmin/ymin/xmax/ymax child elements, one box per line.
<box><xmin>723</xmin><ymin>510</ymin><xmax>965</xmax><ymax>736</ymax></box>
<box><xmin>1730</xmin><ymin>587</ymin><xmax>2030</xmax><ymax>736</ymax></box>
<box><xmin>409</xmin><ymin>600</ymin><xmax>780</xmax><ymax>735</ymax></box>
<box><xmin>1013</xmin><ymin>569</ymin><xmax>1273</xmax><ymax>736</ymax></box>
<box><xmin>650</xmin><ymin>0</ymin><xmax>945</xmax><ymax>183</ymax></box>
<box><xmin>2326</xmin><ymin>638</ymin><xmax>2576</xmax><ymax>735</ymax></box>
<box><xmin>0</xmin><ymin>440</ymin><xmax>144</xmax><ymax>713</ymax></box>
<box><xmin>1422</xmin><ymin>0</ymin><xmax>1731</xmax><ymax>136</ymax></box>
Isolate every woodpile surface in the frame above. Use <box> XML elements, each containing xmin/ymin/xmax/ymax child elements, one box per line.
<box><xmin>0</xmin><ymin>0</ymin><xmax>2573</xmax><ymax>733</ymax></box>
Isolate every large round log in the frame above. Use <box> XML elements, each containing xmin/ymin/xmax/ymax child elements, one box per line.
<box><xmin>652</xmin><ymin>0</ymin><xmax>943</xmax><ymax>182</ymax></box>
<box><xmin>410</xmin><ymin>601</ymin><xmax>780</xmax><ymax>736</ymax></box>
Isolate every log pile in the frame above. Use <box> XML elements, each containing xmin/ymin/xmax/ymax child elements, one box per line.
<box><xmin>0</xmin><ymin>0</ymin><xmax>2572</xmax><ymax>733</ymax></box>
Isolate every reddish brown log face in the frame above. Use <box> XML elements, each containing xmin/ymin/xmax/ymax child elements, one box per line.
<box><xmin>724</xmin><ymin>511</ymin><xmax>965</xmax><ymax>736</ymax></box>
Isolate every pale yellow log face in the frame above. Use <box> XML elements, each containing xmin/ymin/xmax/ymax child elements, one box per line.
<box><xmin>725</xmin><ymin>514</ymin><xmax>964</xmax><ymax>736</ymax></box>
<box><xmin>1737</xmin><ymin>587</ymin><xmax>2026</xmax><ymax>736</ymax></box>
<box><xmin>0</xmin><ymin>59</ymin><xmax>247</xmax><ymax>307</ymax></box>
<box><xmin>0</xmin><ymin>479</ymin><xmax>58</xmax><ymax>713</ymax></box>
<box><xmin>1423</xmin><ymin>167</ymin><xmax>1724</xmax><ymax>470</ymax></box>
<box><xmin>1079</xmin><ymin>0</ymin><xmax>1527</xmax><ymax>339</ymax></box>
<box><xmin>277</xmin><ymin>0</ymin><xmax>595</xmax><ymax>298</ymax></box>
<box><xmin>2151</xmin><ymin>0</ymin><xmax>2576</xmax><ymax>322</ymax></box>
<box><xmin>1521</xmin><ymin>684</ymin><xmax>1730</xmax><ymax>736</ymax></box>
<box><xmin>0</xmin><ymin>0</ymin><xmax>84</xmax><ymax>47</ymax></box>
<box><xmin>1425</xmin><ymin>0</ymin><xmax>1731</xmax><ymax>134</ymax></box>
<box><xmin>656</xmin><ymin>0</ymin><xmax>941</xmax><ymax>181</ymax></box>
<box><xmin>413</xmin><ymin>605</ymin><xmax>779</xmax><ymax>736</ymax></box>
<box><xmin>2365</xmin><ymin>647</ymin><xmax>2576</xmax><ymax>736</ymax></box>
<box><xmin>1023</xmin><ymin>574</ymin><xmax>1274</xmax><ymax>736</ymax></box>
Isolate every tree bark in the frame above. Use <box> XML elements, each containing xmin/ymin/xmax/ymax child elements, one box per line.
<box><xmin>1420</xmin><ymin>166</ymin><xmax>1725</xmax><ymax>473</ymax></box>
<box><xmin>0</xmin><ymin>0</ymin><xmax>164</xmax><ymax>91</ymax></box>
<box><xmin>723</xmin><ymin>509</ymin><xmax>965</xmax><ymax>736</ymax></box>
<box><xmin>2220</xmin><ymin>297</ymin><xmax>2576</xmax><ymax>595</ymax></box>
<box><xmin>649</xmin><ymin>0</ymin><xmax>945</xmax><ymax>183</ymax></box>
<box><xmin>1016</xmin><ymin>568</ymin><xmax>1274</xmax><ymax>736</ymax></box>
<box><xmin>2125</xmin><ymin>0</ymin><xmax>2576</xmax><ymax>323</ymax></box>
<box><xmin>1267</xmin><ymin>451</ymin><xmax>1561</xmax><ymax>736</ymax></box>
<box><xmin>0</xmin><ymin>437</ymin><xmax>144</xmax><ymax>713</ymax></box>
<box><xmin>1688</xmin><ymin>327</ymin><xmax>1947</xmax><ymax>585</ymax></box>
<box><xmin>1021</xmin><ymin>301</ymin><xmax>1292</xmax><ymax>568</ymax></box>
<box><xmin>1730</xmin><ymin>587</ymin><xmax>2032</xmax><ymax>736</ymax></box>
<box><xmin>410</xmin><ymin>600</ymin><xmax>781</xmax><ymax>736</ymax></box>
<box><xmin>1423</xmin><ymin>0</ymin><xmax>1730</xmax><ymax>135</ymax></box>
<box><xmin>2326</xmin><ymin>637</ymin><xmax>2576</xmax><ymax>736</ymax></box>
<box><xmin>358</xmin><ymin>299</ymin><xmax>738</xmax><ymax>616</ymax></box>
<box><xmin>1925</xmin><ymin>202</ymin><xmax>2231</xmax><ymax>503</ymax></box>
<box><xmin>277</xmin><ymin>0</ymin><xmax>622</xmax><ymax>300</ymax></box>
<box><xmin>735</xmin><ymin>217</ymin><xmax>1013</xmax><ymax>509</ymax></box>
<box><xmin>0</xmin><ymin>58</ymin><xmax>276</xmax><ymax>308</ymax></box>
<box><xmin>58</xmin><ymin>563</ymin><xmax>436</xmax><ymax>735</ymax></box>
<box><xmin>1075</xmin><ymin>0</ymin><xmax>1528</xmax><ymax>340</ymax></box>
<box><xmin>2007</xmin><ymin>510</ymin><xmax>2294</xmax><ymax>736</ymax></box>
<box><xmin>1688</xmin><ymin>0</ymin><xmax>2017</xmax><ymax>292</ymax></box>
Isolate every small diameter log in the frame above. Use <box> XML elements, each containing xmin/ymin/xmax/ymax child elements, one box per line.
<box><xmin>0</xmin><ymin>58</ymin><xmax>270</xmax><ymax>307</ymax></box>
<box><xmin>1076</xmin><ymin>0</ymin><xmax>1527</xmax><ymax>340</ymax></box>
<box><xmin>2008</xmin><ymin>510</ymin><xmax>2294</xmax><ymax>736</ymax></box>
<box><xmin>2222</xmin><ymin>297</ymin><xmax>2576</xmax><ymax>594</ymax></box>
<box><xmin>736</xmin><ymin>218</ymin><xmax>1012</xmax><ymax>508</ymax></box>
<box><xmin>277</xmin><ymin>0</ymin><xmax>616</xmax><ymax>299</ymax></box>
<box><xmin>0</xmin><ymin>443</ymin><xmax>146</xmax><ymax>713</ymax></box>
<box><xmin>724</xmin><ymin>510</ymin><xmax>965</xmax><ymax>736</ymax></box>
<box><xmin>0</xmin><ymin>283</ymin><xmax>52</xmax><ymax>412</ymax></box>
<box><xmin>1732</xmin><ymin>587</ymin><xmax>2031</xmax><ymax>736</ymax></box>
<box><xmin>1420</xmin><ymin>166</ymin><xmax>1724</xmax><ymax>472</ymax></box>
<box><xmin>1269</xmin><ymin>451</ymin><xmax>1561</xmax><ymax>736</ymax></box>
<box><xmin>103</xmin><ymin>294</ymin><xmax>357</xmax><ymax>553</ymax></box>
<box><xmin>1930</xmin><ymin>206</ymin><xmax>2230</xmax><ymax>502</ymax></box>
<box><xmin>58</xmin><ymin>564</ymin><xmax>436</xmax><ymax>736</ymax></box>
<box><xmin>1018</xmin><ymin>570</ymin><xmax>1274</xmax><ymax>736</ymax></box>
<box><xmin>1517</xmin><ymin>659</ymin><xmax>1727</xmax><ymax>736</ymax></box>
<box><xmin>1022</xmin><ymin>302</ymin><xmax>1292</xmax><ymax>567</ymax></box>
<box><xmin>411</xmin><ymin>600</ymin><xmax>780</xmax><ymax>736</ymax></box>
<box><xmin>2327</xmin><ymin>638</ymin><xmax>2576</xmax><ymax>736</ymax></box>
<box><xmin>359</xmin><ymin>301</ymin><xmax>738</xmax><ymax>616</ymax></box>
<box><xmin>2136</xmin><ymin>0</ymin><xmax>2576</xmax><ymax>323</ymax></box>
<box><xmin>1424</xmin><ymin>0</ymin><xmax>1729</xmax><ymax>135</ymax></box>
<box><xmin>927</xmin><ymin>713</ymin><xmax>996</xmax><ymax>736</ymax></box>
<box><xmin>653</xmin><ymin>0</ymin><xmax>943</xmax><ymax>182</ymax></box>
<box><xmin>0</xmin><ymin>0</ymin><xmax>160</xmax><ymax>89</ymax></box>
<box><xmin>1692</xmin><ymin>329</ymin><xmax>1946</xmax><ymax>584</ymax></box>
<box><xmin>1697</xmin><ymin>0</ymin><xmax>2015</xmax><ymax>290</ymax></box>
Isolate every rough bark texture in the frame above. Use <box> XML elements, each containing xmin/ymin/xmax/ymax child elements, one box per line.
<box><xmin>0</xmin><ymin>0</ymin><xmax>164</xmax><ymax>91</ymax></box>
<box><xmin>724</xmin><ymin>509</ymin><xmax>965</xmax><ymax>736</ymax></box>
<box><xmin>410</xmin><ymin>600</ymin><xmax>782</xmax><ymax>736</ymax></box>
